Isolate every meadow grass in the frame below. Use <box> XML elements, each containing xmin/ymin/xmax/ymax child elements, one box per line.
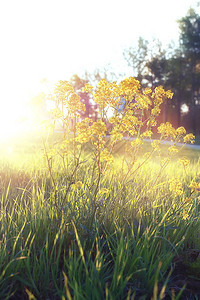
<box><xmin>0</xmin><ymin>136</ymin><xmax>199</xmax><ymax>300</ymax></box>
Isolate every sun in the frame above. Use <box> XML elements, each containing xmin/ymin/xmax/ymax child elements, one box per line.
<box><xmin>0</xmin><ymin>100</ymin><xmax>30</xmax><ymax>141</ymax></box>
<box><xmin>0</xmin><ymin>77</ymin><xmax>56</xmax><ymax>143</ymax></box>
<box><xmin>0</xmin><ymin>82</ymin><xmax>45</xmax><ymax>143</ymax></box>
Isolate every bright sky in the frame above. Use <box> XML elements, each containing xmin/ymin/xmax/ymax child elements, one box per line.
<box><xmin>0</xmin><ymin>0</ymin><xmax>199</xmax><ymax>138</ymax></box>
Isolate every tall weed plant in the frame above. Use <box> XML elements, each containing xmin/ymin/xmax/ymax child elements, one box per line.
<box><xmin>43</xmin><ymin>77</ymin><xmax>197</xmax><ymax>224</ymax></box>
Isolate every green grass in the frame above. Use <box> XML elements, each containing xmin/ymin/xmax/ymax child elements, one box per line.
<box><xmin>0</xmin><ymin>135</ymin><xmax>199</xmax><ymax>299</ymax></box>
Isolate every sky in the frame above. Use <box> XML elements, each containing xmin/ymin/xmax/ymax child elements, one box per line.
<box><xmin>0</xmin><ymin>0</ymin><xmax>199</xmax><ymax>136</ymax></box>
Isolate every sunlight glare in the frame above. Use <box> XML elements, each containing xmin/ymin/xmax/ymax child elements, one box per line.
<box><xmin>0</xmin><ymin>101</ymin><xmax>30</xmax><ymax>140</ymax></box>
<box><xmin>0</xmin><ymin>84</ymin><xmax>39</xmax><ymax>142</ymax></box>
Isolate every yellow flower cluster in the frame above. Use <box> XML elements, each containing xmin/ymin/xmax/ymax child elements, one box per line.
<box><xmin>131</xmin><ymin>138</ymin><xmax>143</xmax><ymax>148</ymax></box>
<box><xmin>147</xmin><ymin>119</ymin><xmax>157</xmax><ymax>127</ymax></box>
<box><xmin>82</xmin><ymin>83</ymin><xmax>93</xmax><ymax>93</ymax></box>
<box><xmin>93</xmin><ymin>79</ymin><xmax>119</xmax><ymax>111</ymax></box>
<box><xmin>100</xmin><ymin>148</ymin><xmax>114</xmax><ymax>164</ymax></box>
<box><xmin>151</xmin><ymin>140</ymin><xmax>161</xmax><ymax>152</ymax></box>
<box><xmin>169</xmin><ymin>178</ymin><xmax>183</xmax><ymax>197</ymax></box>
<box><xmin>153</xmin><ymin>86</ymin><xmax>173</xmax><ymax>100</ymax></box>
<box><xmin>143</xmin><ymin>88</ymin><xmax>152</xmax><ymax>95</ymax></box>
<box><xmin>176</xmin><ymin>126</ymin><xmax>186</xmax><ymax>136</ymax></box>
<box><xmin>168</xmin><ymin>145</ymin><xmax>179</xmax><ymax>155</ymax></box>
<box><xmin>157</xmin><ymin>123</ymin><xmax>194</xmax><ymax>144</ymax></box>
<box><xmin>67</xmin><ymin>93</ymin><xmax>85</xmax><ymax>114</ymax></box>
<box><xmin>121</xmin><ymin>115</ymin><xmax>140</xmax><ymax>135</ymax></box>
<box><xmin>119</xmin><ymin>77</ymin><xmax>140</xmax><ymax>102</ymax></box>
<box><xmin>157</xmin><ymin>122</ymin><xmax>177</xmax><ymax>139</ymax></box>
<box><xmin>141</xmin><ymin>130</ymin><xmax>153</xmax><ymax>138</ymax></box>
<box><xmin>54</xmin><ymin>80</ymin><xmax>74</xmax><ymax>103</ymax></box>
<box><xmin>135</xmin><ymin>94</ymin><xmax>152</xmax><ymax>110</ymax></box>
<box><xmin>49</xmin><ymin>77</ymin><xmax>196</xmax><ymax>183</ymax></box>
<box><xmin>110</xmin><ymin>126</ymin><xmax>124</xmax><ymax>142</ymax></box>
<box><xmin>76</xmin><ymin>118</ymin><xmax>93</xmax><ymax>144</ymax></box>
<box><xmin>178</xmin><ymin>156</ymin><xmax>190</xmax><ymax>167</ymax></box>
<box><xmin>151</xmin><ymin>107</ymin><xmax>161</xmax><ymax>116</ymax></box>
<box><xmin>182</xmin><ymin>211</ymin><xmax>189</xmax><ymax>220</ymax></box>
<box><xmin>183</xmin><ymin>133</ymin><xmax>195</xmax><ymax>144</ymax></box>
<box><xmin>91</xmin><ymin>120</ymin><xmax>107</xmax><ymax>137</ymax></box>
<box><xmin>148</xmin><ymin>87</ymin><xmax>173</xmax><ymax>126</ymax></box>
<box><xmin>189</xmin><ymin>181</ymin><xmax>200</xmax><ymax>192</ymax></box>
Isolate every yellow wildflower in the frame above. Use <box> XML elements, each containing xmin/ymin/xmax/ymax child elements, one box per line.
<box><xmin>182</xmin><ymin>211</ymin><xmax>189</xmax><ymax>220</ymax></box>
<box><xmin>91</xmin><ymin>120</ymin><xmax>107</xmax><ymax>136</ymax></box>
<box><xmin>135</xmin><ymin>95</ymin><xmax>152</xmax><ymax>110</ymax></box>
<box><xmin>189</xmin><ymin>181</ymin><xmax>200</xmax><ymax>192</ymax></box>
<box><xmin>168</xmin><ymin>145</ymin><xmax>179</xmax><ymax>155</ymax></box>
<box><xmin>54</xmin><ymin>80</ymin><xmax>74</xmax><ymax>101</ymax></box>
<box><xmin>100</xmin><ymin>149</ymin><xmax>114</xmax><ymax>164</ymax></box>
<box><xmin>165</xmin><ymin>90</ymin><xmax>173</xmax><ymax>99</ymax></box>
<box><xmin>154</xmin><ymin>86</ymin><xmax>166</xmax><ymax>97</ymax></box>
<box><xmin>76</xmin><ymin>119</ymin><xmax>92</xmax><ymax>144</ymax></box>
<box><xmin>141</xmin><ymin>130</ymin><xmax>153</xmax><ymax>138</ymax></box>
<box><xmin>131</xmin><ymin>138</ymin><xmax>143</xmax><ymax>147</ymax></box>
<box><xmin>75</xmin><ymin>181</ymin><xmax>84</xmax><ymax>189</ymax></box>
<box><xmin>176</xmin><ymin>126</ymin><xmax>186</xmax><ymax>136</ymax></box>
<box><xmin>66</xmin><ymin>93</ymin><xmax>86</xmax><ymax>114</ymax></box>
<box><xmin>110</xmin><ymin>126</ymin><xmax>123</xmax><ymax>142</ymax></box>
<box><xmin>169</xmin><ymin>178</ymin><xmax>183</xmax><ymax>197</ymax></box>
<box><xmin>183</xmin><ymin>133</ymin><xmax>195</xmax><ymax>144</ymax></box>
<box><xmin>147</xmin><ymin>119</ymin><xmax>157</xmax><ymax>127</ymax></box>
<box><xmin>143</xmin><ymin>88</ymin><xmax>152</xmax><ymax>95</ymax></box>
<box><xmin>151</xmin><ymin>107</ymin><xmax>161</xmax><ymax>116</ymax></box>
<box><xmin>151</xmin><ymin>140</ymin><xmax>161</xmax><ymax>152</ymax></box>
<box><xmin>178</xmin><ymin>156</ymin><xmax>190</xmax><ymax>167</ymax></box>
<box><xmin>158</xmin><ymin>122</ymin><xmax>177</xmax><ymax>139</ymax></box>
<box><xmin>119</xmin><ymin>77</ymin><xmax>140</xmax><ymax>101</ymax></box>
<box><xmin>82</xmin><ymin>83</ymin><xmax>93</xmax><ymax>93</ymax></box>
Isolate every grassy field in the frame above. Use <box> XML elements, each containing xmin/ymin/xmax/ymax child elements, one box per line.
<box><xmin>0</xmin><ymin>133</ymin><xmax>200</xmax><ymax>300</ymax></box>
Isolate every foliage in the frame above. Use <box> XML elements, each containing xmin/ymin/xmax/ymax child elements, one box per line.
<box><xmin>123</xmin><ymin>37</ymin><xmax>150</xmax><ymax>83</ymax></box>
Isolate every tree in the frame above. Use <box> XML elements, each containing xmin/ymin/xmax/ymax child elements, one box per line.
<box><xmin>164</xmin><ymin>51</ymin><xmax>190</xmax><ymax>127</ymax></box>
<box><xmin>178</xmin><ymin>8</ymin><xmax>200</xmax><ymax>133</ymax></box>
<box><xmin>146</xmin><ymin>44</ymin><xmax>168</xmax><ymax>87</ymax></box>
<box><xmin>123</xmin><ymin>37</ymin><xmax>149</xmax><ymax>84</ymax></box>
<box><xmin>84</xmin><ymin>65</ymin><xmax>118</xmax><ymax>86</ymax></box>
<box><xmin>123</xmin><ymin>8</ymin><xmax>200</xmax><ymax>133</ymax></box>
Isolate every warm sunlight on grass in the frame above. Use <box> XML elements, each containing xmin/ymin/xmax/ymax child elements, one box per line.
<box><xmin>0</xmin><ymin>77</ymin><xmax>199</xmax><ymax>299</ymax></box>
